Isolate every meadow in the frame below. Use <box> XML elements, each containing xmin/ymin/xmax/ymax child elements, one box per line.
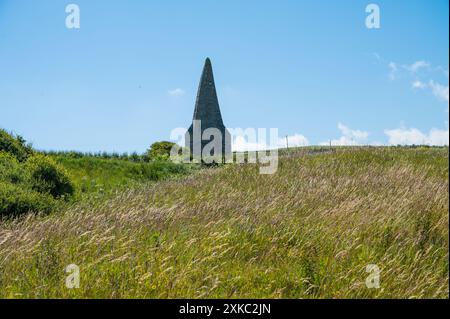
<box><xmin>0</xmin><ymin>146</ymin><xmax>448</xmax><ymax>298</ymax></box>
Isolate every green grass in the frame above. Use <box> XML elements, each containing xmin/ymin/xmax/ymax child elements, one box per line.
<box><xmin>51</xmin><ymin>155</ymin><xmax>198</xmax><ymax>197</ymax></box>
<box><xmin>0</xmin><ymin>147</ymin><xmax>448</xmax><ymax>298</ymax></box>
<box><xmin>1</xmin><ymin>149</ymin><xmax>197</xmax><ymax>217</ymax></box>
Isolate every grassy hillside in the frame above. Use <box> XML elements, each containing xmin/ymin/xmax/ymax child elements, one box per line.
<box><xmin>50</xmin><ymin>155</ymin><xmax>197</xmax><ymax>197</ymax></box>
<box><xmin>0</xmin><ymin>147</ymin><xmax>448</xmax><ymax>298</ymax></box>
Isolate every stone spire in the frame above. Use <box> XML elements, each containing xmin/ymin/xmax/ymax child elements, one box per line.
<box><xmin>185</xmin><ymin>58</ymin><xmax>231</xmax><ymax>162</ymax></box>
<box><xmin>192</xmin><ymin>58</ymin><xmax>225</xmax><ymax>129</ymax></box>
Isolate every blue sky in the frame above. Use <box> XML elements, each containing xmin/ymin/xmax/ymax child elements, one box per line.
<box><xmin>0</xmin><ymin>0</ymin><xmax>448</xmax><ymax>152</ymax></box>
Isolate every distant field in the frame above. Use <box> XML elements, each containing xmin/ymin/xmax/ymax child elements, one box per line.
<box><xmin>0</xmin><ymin>147</ymin><xmax>448</xmax><ymax>298</ymax></box>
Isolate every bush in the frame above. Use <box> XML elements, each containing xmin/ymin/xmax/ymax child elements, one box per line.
<box><xmin>25</xmin><ymin>154</ymin><xmax>75</xmax><ymax>199</ymax></box>
<box><xmin>0</xmin><ymin>152</ymin><xmax>55</xmax><ymax>217</ymax></box>
<box><xmin>0</xmin><ymin>129</ymin><xmax>33</xmax><ymax>161</ymax></box>
<box><xmin>147</xmin><ymin>141</ymin><xmax>180</xmax><ymax>160</ymax></box>
<box><xmin>0</xmin><ymin>151</ymin><xmax>26</xmax><ymax>184</ymax></box>
<box><xmin>0</xmin><ymin>182</ymin><xmax>55</xmax><ymax>218</ymax></box>
<box><xmin>0</xmin><ymin>131</ymin><xmax>76</xmax><ymax>217</ymax></box>
<box><xmin>0</xmin><ymin>152</ymin><xmax>75</xmax><ymax>217</ymax></box>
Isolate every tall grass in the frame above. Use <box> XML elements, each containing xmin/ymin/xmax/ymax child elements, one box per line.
<box><xmin>0</xmin><ymin>147</ymin><xmax>448</xmax><ymax>298</ymax></box>
<box><xmin>52</xmin><ymin>155</ymin><xmax>197</xmax><ymax>196</ymax></box>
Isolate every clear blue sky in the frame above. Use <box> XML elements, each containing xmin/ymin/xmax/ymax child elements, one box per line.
<box><xmin>0</xmin><ymin>0</ymin><xmax>448</xmax><ymax>152</ymax></box>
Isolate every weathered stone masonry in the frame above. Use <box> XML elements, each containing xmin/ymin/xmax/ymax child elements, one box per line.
<box><xmin>185</xmin><ymin>58</ymin><xmax>231</xmax><ymax>162</ymax></box>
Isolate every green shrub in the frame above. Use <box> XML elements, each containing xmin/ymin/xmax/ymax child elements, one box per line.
<box><xmin>0</xmin><ymin>151</ymin><xmax>26</xmax><ymax>184</ymax></box>
<box><xmin>0</xmin><ymin>130</ymin><xmax>77</xmax><ymax>217</ymax></box>
<box><xmin>0</xmin><ymin>152</ymin><xmax>75</xmax><ymax>217</ymax></box>
<box><xmin>0</xmin><ymin>152</ymin><xmax>55</xmax><ymax>217</ymax></box>
<box><xmin>25</xmin><ymin>154</ymin><xmax>75</xmax><ymax>199</ymax></box>
<box><xmin>147</xmin><ymin>141</ymin><xmax>180</xmax><ymax>160</ymax></box>
<box><xmin>0</xmin><ymin>129</ymin><xmax>33</xmax><ymax>161</ymax></box>
<box><xmin>0</xmin><ymin>182</ymin><xmax>55</xmax><ymax>218</ymax></box>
